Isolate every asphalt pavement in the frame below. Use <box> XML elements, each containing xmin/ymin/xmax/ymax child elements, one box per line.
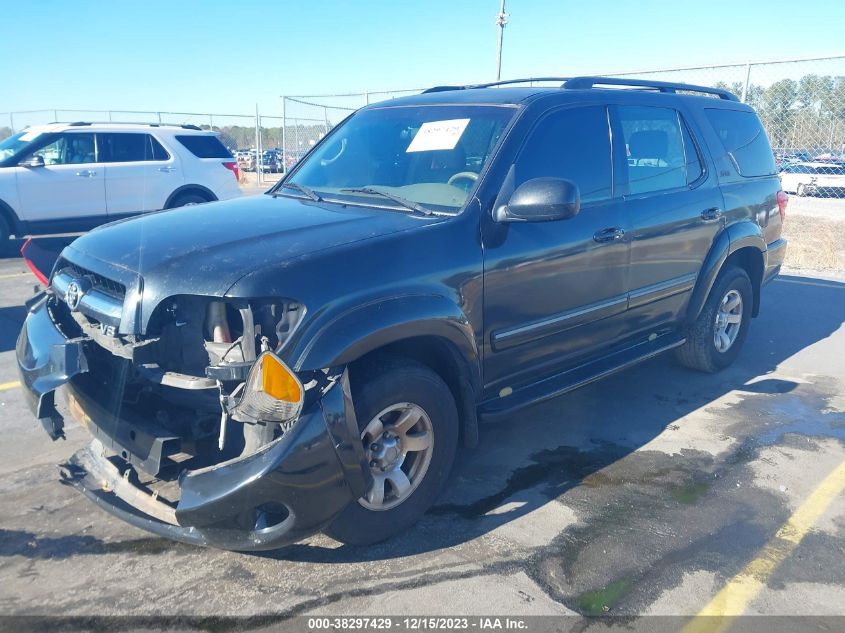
<box><xmin>0</xmin><ymin>244</ymin><xmax>843</xmax><ymax>624</ymax></box>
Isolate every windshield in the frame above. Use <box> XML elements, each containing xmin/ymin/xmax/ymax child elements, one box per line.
<box><xmin>280</xmin><ymin>104</ymin><xmax>515</xmax><ymax>214</ymax></box>
<box><xmin>0</xmin><ymin>130</ymin><xmax>38</xmax><ymax>161</ymax></box>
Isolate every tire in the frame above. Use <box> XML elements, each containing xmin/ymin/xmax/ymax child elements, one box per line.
<box><xmin>324</xmin><ymin>356</ymin><xmax>459</xmax><ymax>545</ymax></box>
<box><xmin>168</xmin><ymin>192</ymin><xmax>208</xmax><ymax>208</ymax></box>
<box><xmin>675</xmin><ymin>266</ymin><xmax>753</xmax><ymax>373</ymax></box>
<box><xmin>0</xmin><ymin>215</ymin><xmax>9</xmax><ymax>243</ymax></box>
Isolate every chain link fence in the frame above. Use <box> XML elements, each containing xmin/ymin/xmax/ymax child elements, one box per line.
<box><xmin>4</xmin><ymin>55</ymin><xmax>844</xmax><ymax>179</ymax></box>
<box><xmin>605</xmin><ymin>55</ymin><xmax>845</xmax><ymax>159</ymax></box>
<box><xmin>277</xmin><ymin>55</ymin><xmax>845</xmax><ymax>165</ymax></box>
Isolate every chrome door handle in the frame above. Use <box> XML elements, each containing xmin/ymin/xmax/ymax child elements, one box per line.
<box><xmin>158</xmin><ymin>166</ymin><xmax>176</xmax><ymax>173</ymax></box>
<box><xmin>701</xmin><ymin>207</ymin><xmax>723</xmax><ymax>222</ymax></box>
<box><xmin>593</xmin><ymin>227</ymin><xmax>625</xmax><ymax>243</ymax></box>
<box><xmin>75</xmin><ymin>169</ymin><xmax>96</xmax><ymax>177</ymax></box>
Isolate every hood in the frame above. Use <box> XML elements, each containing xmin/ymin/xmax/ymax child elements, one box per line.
<box><xmin>65</xmin><ymin>194</ymin><xmax>437</xmax><ymax>297</ymax></box>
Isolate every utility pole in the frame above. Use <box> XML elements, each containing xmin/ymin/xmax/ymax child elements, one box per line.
<box><xmin>495</xmin><ymin>0</ymin><xmax>508</xmax><ymax>81</ymax></box>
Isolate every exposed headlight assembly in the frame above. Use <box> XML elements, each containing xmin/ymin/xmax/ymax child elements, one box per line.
<box><xmin>228</xmin><ymin>351</ymin><xmax>304</xmax><ymax>424</ymax></box>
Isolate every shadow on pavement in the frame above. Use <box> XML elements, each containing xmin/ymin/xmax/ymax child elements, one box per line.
<box><xmin>0</xmin><ymin>305</ymin><xmax>27</xmax><ymax>353</ymax></box>
<box><xmin>2</xmin><ymin>267</ymin><xmax>843</xmax><ymax>570</ymax></box>
<box><xmin>251</xmin><ymin>273</ymin><xmax>845</xmax><ymax>563</ymax></box>
<box><xmin>0</xmin><ymin>235</ymin><xmax>75</xmax><ymax>261</ymax></box>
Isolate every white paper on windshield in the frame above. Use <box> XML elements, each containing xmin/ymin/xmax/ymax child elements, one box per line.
<box><xmin>406</xmin><ymin>118</ymin><xmax>470</xmax><ymax>152</ymax></box>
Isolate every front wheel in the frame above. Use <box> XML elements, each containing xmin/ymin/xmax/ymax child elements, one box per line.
<box><xmin>324</xmin><ymin>357</ymin><xmax>458</xmax><ymax>545</ymax></box>
<box><xmin>675</xmin><ymin>266</ymin><xmax>752</xmax><ymax>373</ymax></box>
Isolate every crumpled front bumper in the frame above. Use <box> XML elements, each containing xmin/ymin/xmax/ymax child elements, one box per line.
<box><xmin>16</xmin><ymin>293</ymin><xmax>371</xmax><ymax>551</ymax></box>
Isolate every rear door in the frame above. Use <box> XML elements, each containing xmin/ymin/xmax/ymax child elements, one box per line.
<box><xmin>100</xmin><ymin>132</ymin><xmax>178</xmax><ymax>215</ymax></box>
<box><xmin>612</xmin><ymin>103</ymin><xmax>724</xmax><ymax>337</ymax></box>
<box><xmin>481</xmin><ymin>104</ymin><xmax>630</xmax><ymax>394</ymax></box>
<box><xmin>14</xmin><ymin>131</ymin><xmax>106</xmax><ymax>227</ymax></box>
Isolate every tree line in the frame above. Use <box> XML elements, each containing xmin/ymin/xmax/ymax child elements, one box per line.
<box><xmin>713</xmin><ymin>74</ymin><xmax>845</xmax><ymax>152</ymax></box>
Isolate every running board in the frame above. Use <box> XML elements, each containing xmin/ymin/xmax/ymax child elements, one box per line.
<box><xmin>479</xmin><ymin>333</ymin><xmax>685</xmax><ymax>422</ymax></box>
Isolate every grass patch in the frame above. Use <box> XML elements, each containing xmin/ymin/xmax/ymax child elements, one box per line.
<box><xmin>670</xmin><ymin>480</ymin><xmax>712</xmax><ymax>504</ymax></box>
<box><xmin>574</xmin><ymin>578</ymin><xmax>632</xmax><ymax>615</ymax></box>
<box><xmin>782</xmin><ymin>214</ymin><xmax>845</xmax><ymax>272</ymax></box>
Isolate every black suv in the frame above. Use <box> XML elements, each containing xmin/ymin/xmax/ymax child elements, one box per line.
<box><xmin>17</xmin><ymin>77</ymin><xmax>787</xmax><ymax>551</ymax></box>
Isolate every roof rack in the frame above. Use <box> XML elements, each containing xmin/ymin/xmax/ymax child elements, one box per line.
<box><xmin>424</xmin><ymin>77</ymin><xmax>572</xmax><ymax>93</ymax></box>
<box><xmin>423</xmin><ymin>75</ymin><xmax>739</xmax><ymax>101</ymax></box>
<box><xmin>562</xmin><ymin>76</ymin><xmax>739</xmax><ymax>101</ymax></box>
<box><xmin>55</xmin><ymin>121</ymin><xmax>205</xmax><ymax>130</ymax></box>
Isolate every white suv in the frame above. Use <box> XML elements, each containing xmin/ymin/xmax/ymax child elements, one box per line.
<box><xmin>0</xmin><ymin>122</ymin><xmax>242</xmax><ymax>242</ymax></box>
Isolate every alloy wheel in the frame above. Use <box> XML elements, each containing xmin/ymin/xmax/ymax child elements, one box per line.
<box><xmin>359</xmin><ymin>402</ymin><xmax>434</xmax><ymax>511</ymax></box>
<box><xmin>714</xmin><ymin>289</ymin><xmax>743</xmax><ymax>353</ymax></box>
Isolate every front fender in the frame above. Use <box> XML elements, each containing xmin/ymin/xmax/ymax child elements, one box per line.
<box><xmin>686</xmin><ymin>221</ymin><xmax>765</xmax><ymax>323</ymax></box>
<box><xmin>291</xmin><ymin>294</ymin><xmax>480</xmax><ymax>384</ymax></box>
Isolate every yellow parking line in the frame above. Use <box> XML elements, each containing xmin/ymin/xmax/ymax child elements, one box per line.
<box><xmin>0</xmin><ymin>272</ymin><xmax>29</xmax><ymax>280</ymax></box>
<box><xmin>0</xmin><ymin>380</ymin><xmax>21</xmax><ymax>391</ymax></box>
<box><xmin>683</xmin><ymin>459</ymin><xmax>845</xmax><ymax>633</ymax></box>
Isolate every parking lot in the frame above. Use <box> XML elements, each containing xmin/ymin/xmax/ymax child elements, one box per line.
<box><xmin>0</xmin><ymin>225</ymin><xmax>844</xmax><ymax>623</ymax></box>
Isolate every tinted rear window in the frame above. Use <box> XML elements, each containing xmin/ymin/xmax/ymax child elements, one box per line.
<box><xmin>175</xmin><ymin>135</ymin><xmax>232</xmax><ymax>158</ymax></box>
<box><xmin>704</xmin><ymin>108</ymin><xmax>776</xmax><ymax>177</ymax></box>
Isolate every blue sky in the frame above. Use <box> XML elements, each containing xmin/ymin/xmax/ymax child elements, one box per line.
<box><xmin>1</xmin><ymin>0</ymin><xmax>844</xmax><ymax>117</ymax></box>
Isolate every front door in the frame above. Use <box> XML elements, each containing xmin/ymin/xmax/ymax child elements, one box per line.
<box><xmin>481</xmin><ymin>104</ymin><xmax>630</xmax><ymax>396</ymax></box>
<box><xmin>15</xmin><ymin>132</ymin><xmax>106</xmax><ymax>228</ymax></box>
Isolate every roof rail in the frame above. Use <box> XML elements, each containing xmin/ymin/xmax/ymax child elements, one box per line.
<box><xmin>423</xmin><ymin>77</ymin><xmax>571</xmax><ymax>93</ymax></box>
<box><xmin>562</xmin><ymin>76</ymin><xmax>739</xmax><ymax>101</ymax></box>
<box><xmin>52</xmin><ymin>121</ymin><xmax>206</xmax><ymax>130</ymax></box>
<box><xmin>423</xmin><ymin>76</ymin><xmax>740</xmax><ymax>101</ymax></box>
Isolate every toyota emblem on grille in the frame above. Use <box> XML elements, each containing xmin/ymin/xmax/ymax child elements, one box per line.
<box><xmin>65</xmin><ymin>280</ymin><xmax>85</xmax><ymax>311</ymax></box>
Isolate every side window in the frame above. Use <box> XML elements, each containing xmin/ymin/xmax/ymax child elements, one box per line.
<box><xmin>31</xmin><ymin>133</ymin><xmax>96</xmax><ymax>165</ymax></box>
<box><xmin>515</xmin><ymin>106</ymin><xmax>612</xmax><ymax>203</ymax></box>
<box><xmin>100</xmin><ymin>133</ymin><xmax>147</xmax><ymax>162</ymax></box>
<box><xmin>681</xmin><ymin>119</ymin><xmax>703</xmax><ymax>184</ymax></box>
<box><xmin>704</xmin><ymin>108</ymin><xmax>776</xmax><ymax>178</ymax></box>
<box><xmin>175</xmin><ymin>135</ymin><xmax>232</xmax><ymax>158</ymax></box>
<box><xmin>617</xmin><ymin>106</ymin><xmax>687</xmax><ymax>195</ymax></box>
<box><xmin>149</xmin><ymin>136</ymin><xmax>170</xmax><ymax>161</ymax></box>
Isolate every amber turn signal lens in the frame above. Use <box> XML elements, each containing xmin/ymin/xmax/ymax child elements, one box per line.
<box><xmin>261</xmin><ymin>352</ymin><xmax>302</xmax><ymax>403</ymax></box>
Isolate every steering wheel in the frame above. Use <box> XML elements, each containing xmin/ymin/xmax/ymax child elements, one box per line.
<box><xmin>447</xmin><ymin>171</ymin><xmax>479</xmax><ymax>187</ymax></box>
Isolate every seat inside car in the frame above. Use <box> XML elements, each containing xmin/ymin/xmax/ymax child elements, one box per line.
<box><xmin>627</xmin><ymin>129</ymin><xmax>684</xmax><ymax>193</ymax></box>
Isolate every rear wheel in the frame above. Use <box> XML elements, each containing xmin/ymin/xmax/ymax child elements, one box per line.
<box><xmin>168</xmin><ymin>192</ymin><xmax>209</xmax><ymax>208</ymax></box>
<box><xmin>675</xmin><ymin>266</ymin><xmax>752</xmax><ymax>373</ymax></box>
<box><xmin>324</xmin><ymin>356</ymin><xmax>458</xmax><ymax>545</ymax></box>
<box><xmin>0</xmin><ymin>215</ymin><xmax>9</xmax><ymax>243</ymax></box>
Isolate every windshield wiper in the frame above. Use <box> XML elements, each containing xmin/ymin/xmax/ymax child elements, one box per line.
<box><xmin>276</xmin><ymin>182</ymin><xmax>322</xmax><ymax>202</ymax></box>
<box><xmin>340</xmin><ymin>187</ymin><xmax>432</xmax><ymax>216</ymax></box>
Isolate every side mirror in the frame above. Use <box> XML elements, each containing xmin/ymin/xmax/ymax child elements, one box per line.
<box><xmin>20</xmin><ymin>155</ymin><xmax>45</xmax><ymax>168</ymax></box>
<box><xmin>495</xmin><ymin>177</ymin><xmax>581</xmax><ymax>223</ymax></box>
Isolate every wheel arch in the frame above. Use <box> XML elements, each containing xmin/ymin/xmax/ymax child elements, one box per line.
<box><xmin>0</xmin><ymin>198</ymin><xmax>24</xmax><ymax>236</ymax></box>
<box><xmin>164</xmin><ymin>185</ymin><xmax>217</xmax><ymax>208</ymax></box>
<box><xmin>687</xmin><ymin>222</ymin><xmax>766</xmax><ymax>323</ymax></box>
<box><xmin>293</xmin><ymin>295</ymin><xmax>481</xmax><ymax>448</ymax></box>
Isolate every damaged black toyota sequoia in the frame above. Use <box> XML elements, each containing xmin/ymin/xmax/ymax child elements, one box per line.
<box><xmin>17</xmin><ymin>77</ymin><xmax>787</xmax><ymax>550</ymax></box>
